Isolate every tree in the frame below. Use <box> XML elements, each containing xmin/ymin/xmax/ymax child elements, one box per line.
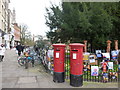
<box><xmin>45</xmin><ymin>2</ymin><xmax>120</xmax><ymax>50</ymax></box>
<box><xmin>35</xmin><ymin>35</ymin><xmax>50</xmax><ymax>49</ymax></box>
<box><xmin>19</xmin><ymin>24</ymin><xmax>34</xmax><ymax>46</ymax></box>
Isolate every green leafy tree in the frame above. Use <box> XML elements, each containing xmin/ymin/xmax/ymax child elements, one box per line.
<box><xmin>45</xmin><ymin>2</ymin><xmax>120</xmax><ymax>51</ymax></box>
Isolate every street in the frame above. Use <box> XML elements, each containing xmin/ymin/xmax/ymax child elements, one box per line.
<box><xmin>1</xmin><ymin>49</ymin><xmax>118</xmax><ymax>88</ymax></box>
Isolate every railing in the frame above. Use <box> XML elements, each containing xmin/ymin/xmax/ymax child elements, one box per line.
<box><xmin>39</xmin><ymin>49</ymin><xmax>118</xmax><ymax>83</ymax></box>
<box><xmin>65</xmin><ymin>50</ymin><xmax>118</xmax><ymax>83</ymax></box>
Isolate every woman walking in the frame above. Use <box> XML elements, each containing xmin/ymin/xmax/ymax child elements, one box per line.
<box><xmin>0</xmin><ymin>44</ymin><xmax>5</xmax><ymax>62</ymax></box>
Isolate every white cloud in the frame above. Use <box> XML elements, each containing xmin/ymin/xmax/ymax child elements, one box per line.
<box><xmin>9</xmin><ymin>0</ymin><xmax>61</xmax><ymax>36</ymax></box>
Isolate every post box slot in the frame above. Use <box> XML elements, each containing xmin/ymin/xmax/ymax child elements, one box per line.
<box><xmin>56</xmin><ymin>48</ymin><xmax>60</xmax><ymax>51</ymax></box>
<box><xmin>56</xmin><ymin>50</ymin><xmax>60</xmax><ymax>51</ymax></box>
<box><xmin>72</xmin><ymin>50</ymin><xmax>78</xmax><ymax>51</ymax></box>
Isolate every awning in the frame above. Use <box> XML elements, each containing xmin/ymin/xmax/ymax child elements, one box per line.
<box><xmin>0</xmin><ymin>29</ymin><xmax>6</xmax><ymax>37</ymax></box>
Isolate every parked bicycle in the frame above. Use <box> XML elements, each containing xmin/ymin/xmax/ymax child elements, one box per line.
<box><xmin>17</xmin><ymin>51</ymin><xmax>34</xmax><ymax>69</ymax></box>
<box><xmin>18</xmin><ymin>48</ymin><xmax>42</xmax><ymax>69</ymax></box>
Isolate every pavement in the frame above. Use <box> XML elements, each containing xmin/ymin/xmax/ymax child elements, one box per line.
<box><xmin>1</xmin><ymin>49</ymin><xmax>118</xmax><ymax>88</ymax></box>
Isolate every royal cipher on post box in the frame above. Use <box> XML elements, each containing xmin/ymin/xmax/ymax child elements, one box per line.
<box><xmin>69</xmin><ymin>43</ymin><xmax>84</xmax><ymax>87</ymax></box>
<box><xmin>52</xmin><ymin>44</ymin><xmax>66</xmax><ymax>83</ymax></box>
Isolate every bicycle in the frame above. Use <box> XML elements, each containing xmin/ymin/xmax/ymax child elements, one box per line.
<box><xmin>17</xmin><ymin>52</ymin><xmax>34</xmax><ymax>69</ymax></box>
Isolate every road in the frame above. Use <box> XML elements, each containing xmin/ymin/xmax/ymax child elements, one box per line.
<box><xmin>1</xmin><ymin>49</ymin><xmax>118</xmax><ymax>88</ymax></box>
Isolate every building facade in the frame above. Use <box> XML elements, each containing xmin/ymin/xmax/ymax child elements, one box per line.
<box><xmin>13</xmin><ymin>23</ymin><xmax>20</xmax><ymax>46</ymax></box>
<box><xmin>0</xmin><ymin>0</ymin><xmax>20</xmax><ymax>48</ymax></box>
<box><xmin>0</xmin><ymin>0</ymin><xmax>10</xmax><ymax>47</ymax></box>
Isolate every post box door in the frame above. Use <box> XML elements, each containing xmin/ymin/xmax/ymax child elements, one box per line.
<box><xmin>70</xmin><ymin>49</ymin><xmax>83</xmax><ymax>75</ymax></box>
<box><xmin>54</xmin><ymin>49</ymin><xmax>65</xmax><ymax>72</ymax></box>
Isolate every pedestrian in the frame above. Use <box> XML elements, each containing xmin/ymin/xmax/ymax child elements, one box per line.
<box><xmin>34</xmin><ymin>46</ymin><xmax>40</xmax><ymax>55</ymax></box>
<box><xmin>0</xmin><ymin>44</ymin><xmax>5</xmax><ymax>62</ymax></box>
<box><xmin>16</xmin><ymin>43</ymin><xmax>22</xmax><ymax>56</ymax></box>
<box><xmin>21</xmin><ymin>45</ymin><xmax>24</xmax><ymax>53</ymax></box>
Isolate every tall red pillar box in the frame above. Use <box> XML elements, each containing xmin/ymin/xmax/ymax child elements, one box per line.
<box><xmin>52</xmin><ymin>44</ymin><xmax>66</xmax><ymax>83</ymax></box>
<box><xmin>69</xmin><ymin>43</ymin><xmax>84</xmax><ymax>87</ymax></box>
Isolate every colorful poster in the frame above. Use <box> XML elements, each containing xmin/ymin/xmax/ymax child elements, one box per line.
<box><xmin>91</xmin><ymin>66</ymin><xmax>99</xmax><ymax>76</ymax></box>
<box><xmin>108</xmin><ymin>62</ymin><xmax>113</xmax><ymax>69</ymax></box>
<box><xmin>96</xmin><ymin>50</ymin><xmax>102</xmax><ymax>54</ymax></box>
<box><xmin>83</xmin><ymin>52</ymin><xmax>90</xmax><ymax>60</ymax></box>
<box><xmin>111</xmin><ymin>50</ymin><xmax>119</xmax><ymax>59</ymax></box>
<box><xmin>89</xmin><ymin>55</ymin><xmax>95</xmax><ymax>63</ymax></box>
<box><xmin>102</xmin><ymin>53</ymin><xmax>110</xmax><ymax>59</ymax></box>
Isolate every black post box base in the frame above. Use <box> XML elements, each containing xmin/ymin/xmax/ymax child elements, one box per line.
<box><xmin>70</xmin><ymin>74</ymin><xmax>83</xmax><ymax>87</ymax></box>
<box><xmin>53</xmin><ymin>72</ymin><xmax>65</xmax><ymax>83</ymax></box>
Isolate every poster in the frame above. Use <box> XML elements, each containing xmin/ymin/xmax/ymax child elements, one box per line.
<box><xmin>102</xmin><ymin>53</ymin><xmax>110</xmax><ymax>59</ymax></box>
<box><xmin>83</xmin><ymin>52</ymin><xmax>90</xmax><ymax>60</ymax></box>
<box><xmin>111</xmin><ymin>50</ymin><xmax>119</xmax><ymax>59</ymax></box>
<box><xmin>108</xmin><ymin>62</ymin><xmax>113</xmax><ymax>69</ymax></box>
<box><xmin>89</xmin><ymin>55</ymin><xmax>95</xmax><ymax>63</ymax></box>
<box><xmin>91</xmin><ymin>66</ymin><xmax>99</xmax><ymax>76</ymax></box>
<box><xmin>96</xmin><ymin>50</ymin><xmax>102</xmax><ymax>54</ymax></box>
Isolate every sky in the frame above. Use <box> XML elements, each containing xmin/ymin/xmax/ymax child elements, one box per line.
<box><xmin>9</xmin><ymin>0</ymin><xmax>62</xmax><ymax>36</ymax></box>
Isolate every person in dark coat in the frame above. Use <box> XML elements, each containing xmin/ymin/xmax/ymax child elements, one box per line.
<box><xmin>16</xmin><ymin>43</ymin><xmax>22</xmax><ymax>56</ymax></box>
<box><xmin>21</xmin><ymin>45</ymin><xmax>25</xmax><ymax>53</ymax></box>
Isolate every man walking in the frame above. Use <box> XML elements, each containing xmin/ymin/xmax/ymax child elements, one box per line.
<box><xmin>0</xmin><ymin>44</ymin><xmax>5</xmax><ymax>62</ymax></box>
<box><xmin>16</xmin><ymin>43</ymin><xmax>22</xmax><ymax>56</ymax></box>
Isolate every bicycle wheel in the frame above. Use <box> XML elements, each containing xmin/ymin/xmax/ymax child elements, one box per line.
<box><xmin>18</xmin><ymin>57</ymin><xmax>25</xmax><ymax>66</ymax></box>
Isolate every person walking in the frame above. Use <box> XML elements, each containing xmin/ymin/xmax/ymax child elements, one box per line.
<box><xmin>0</xmin><ymin>44</ymin><xmax>5</xmax><ymax>62</ymax></box>
<box><xmin>21</xmin><ymin>45</ymin><xmax>25</xmax><ymax>54</ymax></box>
<box><xmin>16</xmin><ymin>43</ymin><xmax>22</xmax><ymax>56</ymax></box>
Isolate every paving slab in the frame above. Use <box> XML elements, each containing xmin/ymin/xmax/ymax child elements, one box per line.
<box><xmin>2</xmin><ymin>82</ymin><xmax>16</xmax><ymax>88</ymax></box>
<box><xmin>19</xmin><ymin>83</ymin><xmax>39</xmax><ymax>88</ymax></box>
<box><xmin>2</xmin><ymin>77</ymin><xmax>18</xmax><ymax>83</ymax></box>
<box><xmin>18</xmin><ymin>76</ymin><xmax>37</xmax><ymax>84</ymax></box>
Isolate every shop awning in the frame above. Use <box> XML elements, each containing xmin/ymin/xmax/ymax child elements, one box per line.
<box><xmin>0</xmin><ymin>29</ymin><xmax>6</xmax><ymax>37</ymax></box>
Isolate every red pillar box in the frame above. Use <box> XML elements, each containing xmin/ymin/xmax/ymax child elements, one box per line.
<box><xmin>52</xmin><ymin>44</ymin><xmax>66</xmax><ymax>83</ymax></box>
<box><xmin>69</xmin><ymin>43</ymin><xmax>84</xmax><ymax>87</ymax></box>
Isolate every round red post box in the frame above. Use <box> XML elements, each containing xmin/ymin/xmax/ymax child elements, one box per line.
<box><xmin>69</xmin><ymin>43</ymin><xmax>84</xmax><ymax>87</ymax></box>
<box><xmin>52</xmin><ymin>44</ymin><xmax>66</xmax><ymax>83</ymax></box>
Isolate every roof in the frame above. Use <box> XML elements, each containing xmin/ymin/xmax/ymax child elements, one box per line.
<box><xmin>69</xmin><ymin>43</ymin><xmax>84</xmax><ymax>47</ymax></box>
<box><xmin>52</xmin><ymin>43</ymin><xmax>66</xmax><ymax>47</ymax></box>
